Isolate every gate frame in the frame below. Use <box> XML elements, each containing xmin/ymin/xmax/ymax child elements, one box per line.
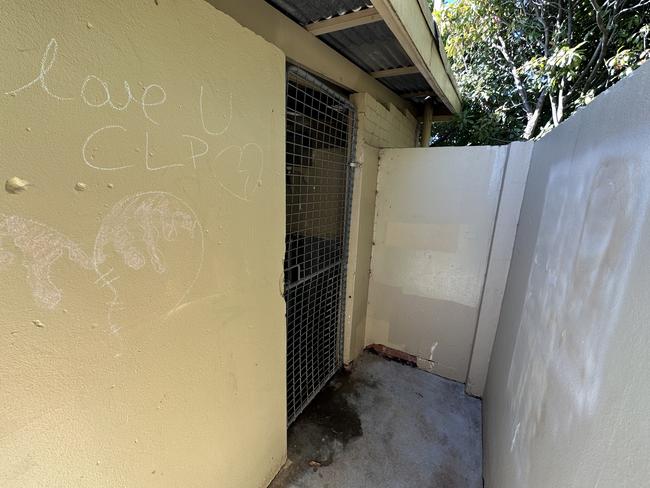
<box><xmin>284</xmin><ymin>65</ymin><xmax>357</xmax><ymax>424</ymax></box>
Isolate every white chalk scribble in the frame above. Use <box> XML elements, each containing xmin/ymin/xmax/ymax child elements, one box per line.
<box><xmin>141</xmin><ymin>84</ymin><xmax>167</xmax><ymax>125</ymax></box>
<box><xmin>82</xmin><ymin>125</ymin><xmax>133</xmax><ymax>171</ymax></box>
<box><xmin>182</xmin><ymin>134</ymin><xmax>210</xmax><ymax>169</ymax></box>
<box><xmin>80</xmin><ymin>75</ymin><xmax>138</xmax><ymax>111</ymax></box>
<box><xmin>199</xmin><ymin>85</ymin><xmax>232</xmax><ymax>136</ymax></box>
<box><xmin>93</xmin><ymin>191</ymin><xmax>204</xmax><ymax>330</ymax></box>
<box><xmin>0</xmin><ymin>192</ymin><xmax>204</xmax><ymax>330</ymax></box>
<box><xmin>144</xmin><ymin>132</ymin><xmax>185</xmax><ymax>171</ymax></box>
<box><xmin>4</xmin><ymin>38</ymin><xmax>73</xmax><ymax>101</ymax></box>
<box><xmin>94</xmin><ymin>192</ymin><xmax>199</xmax><ymax>273</ymax></box>
<box><xmin>213</xmin><ymin>143</ymin><xmax>264</xmax><ymax>202</ymax></box>
<box><xmin>0</xmin><ymin>214</ymin><xmax>94</xmax><ymax>309</ymax></box>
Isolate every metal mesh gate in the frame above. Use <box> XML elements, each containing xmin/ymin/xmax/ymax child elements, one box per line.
<box><xmin>284</xmin><ymin>66</ymin><xmax>356</xmax><ymax>424</ymax></box>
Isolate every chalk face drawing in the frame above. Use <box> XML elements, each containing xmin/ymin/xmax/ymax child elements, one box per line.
<box><xmin>0</xmin><ymin>214</ymin><xmax>94</xmax><ymax>309</ymax></box>
<box><xmin>93</xmin><ymin>192</ymin><xmax>204</xmax><ymax>330</ymax></box>
<box><xmin>0</xmin><ymin>192</ymin><xmax>204</xmax><ymax>330</ymax></box>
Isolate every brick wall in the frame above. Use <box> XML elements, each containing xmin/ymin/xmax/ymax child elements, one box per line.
<box><xmin>351</xmin><ymin>92</ymin><xmax>418</xmax><ymax>149</ymax></box>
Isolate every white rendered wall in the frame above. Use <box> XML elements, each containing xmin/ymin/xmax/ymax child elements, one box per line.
<box><xmin>484</xmin><ymin>63</ymin><xmax>650</xmax><ymax>487</ymax></box>
<box><xmin>466</xmin><ymin>142</ymin><xmax>533</xmax><ymax>396</ymax></box>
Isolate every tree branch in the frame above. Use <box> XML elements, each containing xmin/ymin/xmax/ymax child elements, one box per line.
<box><xmin>523</xmin><ymin>87</ymin><xmax>548</xmax><ymax>139</ymax></box>
<box><xmin>493</xmin><ymin>35</ymin><xmax>533</xmax><ymax>114</ymax></box>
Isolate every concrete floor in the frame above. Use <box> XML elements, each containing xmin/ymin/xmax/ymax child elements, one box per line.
<box><xmin>270</xmin><ymin>351</ymin><xmax>482</xmax><ymax>488</ymax></box>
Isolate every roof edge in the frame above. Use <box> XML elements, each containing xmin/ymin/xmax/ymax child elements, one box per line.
<box><xmin>371</xmin><ymin>0</ymin><xmax>461</xmax><ymax>113</ymax></box>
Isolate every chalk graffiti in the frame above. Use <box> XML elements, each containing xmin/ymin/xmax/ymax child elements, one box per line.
<box><xmin>94</xmin><ymin>191</ymin><xmax>200</xmax><ymax>274</ymax></box>
<box><xmin>82</xmin><ymin>125</ymin><xmax>133</xmax><ymax>171</ymax></box>
<box><xmin>80</xmin><ymin>75</ymin><xmax>137</xmax><ymax>112</ymax></box>
<box><xmin>4</xmin><ymin>37</ymin><xmax>265</xmax><ymax>202</ymax></box>
<box><xmin>144</xmin><ymin>132</ymin><xmax>185</xmax><ymax>171</ymax></box>
<box><xmin>213</xmin><ymin>143</ymin><xmax>264</xmax><ymax>202</ymax></box>
<box><xmin>4</xmin><ymin>38</ymin><xmax>73</xmax><ymax>101</ymax></box>
<box><xmin>199</xmin><ymin>85</ymin><xmax>233</xmax><ymax>136</ymax></box>
<box><xmin>0</xmin><ymin>192</ymin><xmax>204</xmax><ymax>330</ymax></box>
<box><xmin>182</xmin><ymin>134</ymin><xmax>210</xmax><ymax>169</ymax></box>
<box><xmin>140</xmin><ymin>84</ymin><xmax>167</xmax><ymax>125</ymax></box>
<box><xmin>0</xmin><ymin>214</ymin><xmax>94</xmax><ymax>309</ymax></box>
<box><xmin>93</xmin><ymin>191</ymin><xmax>204</xmax><ymax>331</ymax></box>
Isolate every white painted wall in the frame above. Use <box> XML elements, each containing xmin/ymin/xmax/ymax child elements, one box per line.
<box><xmin>466</xmin><ymin>142</ymin><xmax>533</xmax><ymax>397</ymax></box>
<box><xmin>484</xmin><ymin>63</ymin><xmax>650</xmax><ymax>487</ymax></box>
<box><xmin>365</xmin><ymin>146</ymin><xmax>508</xmax><ymax>382</ymax></box>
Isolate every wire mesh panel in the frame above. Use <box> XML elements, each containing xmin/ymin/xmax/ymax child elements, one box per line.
<box><xmin>285</xmin><ymin>66</ymin><xmax>356</xmax><ymax>424</ymax></box>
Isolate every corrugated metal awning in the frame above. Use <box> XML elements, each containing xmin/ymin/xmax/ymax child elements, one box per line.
<box><xmin>320</xmin><ymin>22</ymin><xmax>411</xmax><ymax>72</ymax></box>
<box><xmin>268</xmin><ymin>0</ymin><xmax>372</xmax><ymax>24</ymax></box>
<box><xmin>266</xmin><ymin>0</ymin><xmax>454</xmax><ymax>110</ymax></box>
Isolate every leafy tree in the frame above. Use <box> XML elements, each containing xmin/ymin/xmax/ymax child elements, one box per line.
<box><xmin>429</xmin><ymin>0</ymin><xmax>649</xmax><ymax>145</ymax></box>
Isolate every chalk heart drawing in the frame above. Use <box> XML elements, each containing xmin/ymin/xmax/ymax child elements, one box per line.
<box><xmin>0</xmin><ymin>192</ymin><xmax>204</xmax><ymax>330</ymax></box>
<box><xmin>213</xmin><ymin>143</ymin><xmax>264</xmax><ymax>202</ymax></box>
<box><xmin>94</xmin><ymin>192</ymin><xmax>204</xmax><ymax>330</ymax></box>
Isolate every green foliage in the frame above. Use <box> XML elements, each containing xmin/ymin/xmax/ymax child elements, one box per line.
<box><xmin>430</xmin><ymin>0</ymin><xmax>650</xmax><ymax>145</ymax></box>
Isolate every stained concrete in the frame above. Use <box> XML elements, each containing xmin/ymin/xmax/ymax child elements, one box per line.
<box><xmin>270</xmin><ymin>352</ymin><xmax>482</xmax><ymax>488</ymax></box>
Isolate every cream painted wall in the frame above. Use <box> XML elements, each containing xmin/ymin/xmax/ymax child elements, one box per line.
<box><xmin>365</xmin><ymin>146</ymin><xmax>508</xmax><ymax>382</ymax></box>
<box><xmin>484</xmin><ymin>63</ymin><xmax>650</xmax><ymax>487</ymax></box>
<box><xmin>343</xmin><ymin>144</ymin><xmax>380</xmax><ymax>363</ymax></box>
<box><xmin>0</xmin><ymin>2</ymin><xmax>286</xmax><ymax>487</ymax></box>
<box><xmin>343</xmin><ymin>93</ymin><xmax>419</xmax><ymax>363</ymax></box>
